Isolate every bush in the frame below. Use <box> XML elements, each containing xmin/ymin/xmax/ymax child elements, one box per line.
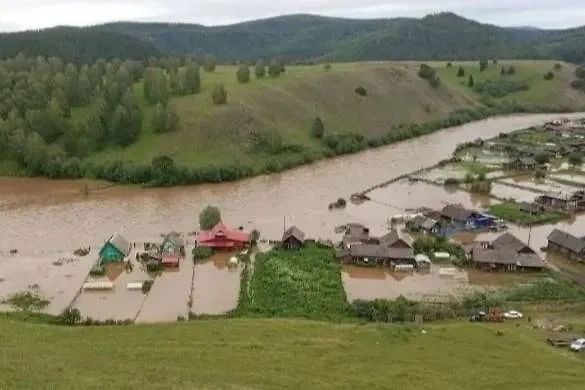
<box><xmin>446</xmin><ymin>62</ymin><xmax>452</xmax><ymax>68</ymax></box>
<box><xmin>467</xmin><ymin>75</ymin><xmax>474</xmax><ymax>87</ymax></box>
<box><xmin>211</xmin><ymin>83</ymin><xmax>228</xmax><ymax>105</ymax></box>
<box><xmin>192</xmin><ymin>246</ymin><xmax>213</xmax><ymax>262</ymax></box>
<box><xmin>473</xmin><ymin>79</ymin><xmax>529</xmax><ymax>98</ymax></box>
<box><xmin>544</xmin><ymin>71</ymin><xmax>554</xmax><ymax>80</ymax></box>
<box><xmin>506</xmin><ymin>66</ymin><xmax>516</xmax><ymax>75</ymax></box>
<box><xmin>58</xmin><ymin>308</ymin><xmax>81</xmax><ymax>325</ymax></box>
<box><xmin>354</xmin><ymin>86</ymin><xmax>367</xmax><ymax>96</ymax></box>
<box><xmin>444</xmin><ymin>177</ymin><xmax>460</xmax><ymax>186</ymax></box>
<box><xmin>202</xmin><ymin>55</ymin><xmax>216</xmax><ymax>72</ymax></box>
<box><xmin>268</xmin><ymin>61</ymin><xmax>282</xmax><ymax>78</ymax></box>
<box><xmin>417</xmin><ymin>64</ymin><xmax>440</xmax><ymax>87</ymax></box>
<box><xmin>142</xmin><ymin>280</ymin><xmax>154</xmax><ymax>294</ymax></box>
<box><xmin>479</xmin><ymin>60</ymin><xmax>488</xmax><ymax>72</ymax></box>
<box><xmin>553</xmin><ymin>63</ymin><xmax>562</xmax><ymax>71</ymax></box>
<box><xmin>324</xmin><ymin>63</ymin><xmax>332</xmax><ymax>71</ymax></box>
<box><xmin>254</xmin><ymin>60</ymin><xmax>266</xmax><ymax>78</ymax></box>
<box><xmin>311</xmin><ymin>116</ymin><xmax>324</xmax><ymax>138</ymax></box>
<box><xmin>236</xmin><ymin>65</ymin><xmax>250</xmax><ymax>83</ymax></box>
<box><xmin>456</xmin><ymin>66</ymin><xmax>465</xmax><ymax>77</ymax></box>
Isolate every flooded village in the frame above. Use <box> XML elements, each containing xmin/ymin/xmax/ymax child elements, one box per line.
<box><xmin>2</xmin><ymin>113</ymin><xmax>585</xmax><ymax>323</ymax></box>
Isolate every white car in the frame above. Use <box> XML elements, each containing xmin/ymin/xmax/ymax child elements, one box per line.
<box><xmin>570</xmin><ymin>338</ymin><xmax>585</xmax><ymax>352</ymax></box>
<box><xmin>503</xmin><ymin>310</ymin><xmax>523</xmax><ymax>319</ymax></box>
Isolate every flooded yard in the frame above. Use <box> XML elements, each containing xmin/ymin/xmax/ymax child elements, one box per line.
<box><xmin>490</xmin><ymin>183</ymin><xmax>538</xmax><ymax>202</ymax></box>
<box><xmin>191</xmin><ymin>253</ymin><xmax>242</xmax><ymax>315</ymax></box>
<box><xmin>72</xmin><ymin>253</ymin><xmax>152</xmax><ymax>321</ymax></box>
<box><xmin>0</xmin><ymin>252</ymin><xmax>94</xmax><ymax>315</ymax></box>
<box><xmin>499</xmin><ymin>177</ymin><xmax>581</xmax><ymax>194</ymax></box>
<box><xmin>135</xmin><ymin>256</ymin><xmax>194</xmax><ymax>323</ymax></box>
<box><xmin>366</xmin><ymin>179</ymin><xmax>491</xmax><ymax>213</ymax></box>
<box><xmin>551</xmin><ymin>173</ymin><xmax>585</xmax><ymax>186</ymax></box>
<box><xmin>341</xmin><ymin>265</ymin><xmax>471</xmax><ymax>302</ymax></box>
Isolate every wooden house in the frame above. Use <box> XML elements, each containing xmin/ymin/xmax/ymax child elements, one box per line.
<box><xmin>99</xmin><ymin>233</ymin><xmax>131</xmax><ymax>263</ymax></box>
<box><xmin>519</xmin><ymin>202</ymin><xmax>544</xmax><ymax>215</ymax></box>
<box><xmin>161</xmin><ymin>233</ymin><xmax>185</xmax><ymax>256</ymax></box>
<box><xmin>506</xmin><ymin>156</ymin><xmax>537</xmax><ymax>171</ymax></box>
<box><xmin>338</xmin><ymin>229</ymin><xmax>416</xmax><ymax>268</ymax></box>
<box><xmin>407</xmin><ymin>215</ymin><xmax>441</xmax><ymax>235</ymax></box>
<box><xmin>281</xmin><ymin>226</ymin><xmax>305</xmax><ymax>250</ymax></box>
<box><xmin>198</xmin><ymin>221</ymin><xmax>250</xmax><ymax>250</ymax></box>
<box><xmin>547</xmin><ymin>229</ymin><xmax>585</xmax><ymax>262</ymax></box>
<box><xmin>440</xmin><ymin>204</ymin><xmax>494</xmax><ymax>230</ymax></box>
<box><xmin>535</xmin><ymin>192</ymin><xmax>578</xmax><ymax>210</ymax></box>
<box><xmin>471</xmin><ymin>233</ymin><xmax>545</xmax><ymax>271</ymax></box>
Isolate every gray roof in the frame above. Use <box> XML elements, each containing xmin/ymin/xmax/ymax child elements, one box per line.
<box><xmin>441</xmin><ymin>204</ymin><xmax>473</xmax><ymax>222</ymax></box>
<box><xmin>517</xmin><ymin>157</ymin><xmax>536</xmax><ymax>165</ymax></box>
<box><xmin>493</xmin><ymin>233</ymin><xmax>534</xmax><ymax>253</ymax></box>
<box><xmin>519</xmin><ymin>202</ymin><xmax>542</xmax><ymax>213</ymax></box>
<box><xmin>547</xmin><ymin>229</ymin><xmax>585</xmax><ymax>253</ymax></box>
<box><xmin>388</xmin><ymin>247</ymin><xmax>415</xmax><ymax>260</ymax></box>
<box><xmin>108</xmin><ymin>233</ymin><xmax>131</xmax><ymax>256</ymax></box>
<box><xmin>282</xmin><ymin>226</ymin><xmax>305</xmax><ymax>243</ymax></box>
<box><xmin>472</xmin><ymin>245</ymin><xmax>545</xmax><ymax>268</ymax></box>
<box><xmin>349</xmin><ymin>244</ymin><xmax>389</xmax><ymax>258</ymax></box>
<box><xmin>409</xmin><ymin>216</ymin><xmax>438</xmax><ymax>230</ymax></box>
<box><xmin>539</xmin><ymin>192</ymin><xmax>572</xmax><ymax>201</ymax></box>
<box><xmin>380</xmin><ymin>230</ymin><xmax>413</xmax><ymax>248</ymax></box>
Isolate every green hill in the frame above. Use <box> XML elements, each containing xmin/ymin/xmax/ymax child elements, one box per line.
<box><xmin>1</xmin><ymin>55</ymin><xmax>584</xmax><ymax>184</ymax></box>
<box><xmin>1</xmin><ymin>316</ymin><xmax>584</xmax><ymax>389</ymax></box>
<box><xmin>0</xmin><ymin>26</ymin><xmax>162</xmax><ymax>64</ymax></box>
<box><xmin>95</xmin><ymin>13</ymin><xmax>585</xmax><ymax>63</ymax></box>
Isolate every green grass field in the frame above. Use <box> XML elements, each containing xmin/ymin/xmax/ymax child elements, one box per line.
<box><xmin>239</xmin><ymin>245</ymin><xmax>352</xmax><ymax>320</ymax></box>
<box><xmin>82</xmin><ymin>60</ymin><xmax>585</xmax><ymax>171</ymax></box>
<box><xmin>1</xmin><ymin>316</ymin><xmax>584</xmax><ymax>389</ymax></box>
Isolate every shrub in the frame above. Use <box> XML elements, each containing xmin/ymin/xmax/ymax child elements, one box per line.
<box><xmin>417</xmin><ymin>64</ymin><xmax>440</xmax><ymax>87</ymax></box>
<box><xmin>58</xmin><ymin>308</ymin><xmax>81</xmax><ymax>325</ymax></box>
<box><xmin>568</xmin><ymin>153</ymin><xmax>583</xmax><ymax>166</ymax></box>
<box><xmin>446</xmin><ymin>62</ymin><xmax>452</xmax><ymax>68</ymax></box>
<box><xmin>492</xmin><ymin>59</ymin><xmax>498</xmax><ymax>64</ymax></box>
<box><xmin>467</xmin><ymin>75</ymin><xmax>474</xmax><ymax>87</ymax></box>
<box><xmin>192</xmin><ymin>246</ymin><xmax>213</xmax><ymax>261</ymax></box>
<box><xmin>575</xmin><ymin>65</ymin><xmax>585</xmax><ymax>79</ymax></box>
<box><xmin>146</xmin><ymin>260</ymin><xmax>162</xmax><ymax>273</ymax></box>
<box><xmin>354</xmin><ymin>86</ymin><xmax>367</xmax><ymax>96</ymax></box>
<box><xmin>553</xmin><ymin>63</ymin><xmax>562</xmax><ymax>71</ymax></box>
<box><xmin>444</xmin><ymin>177</ymin><xmax>460</xmax><ymax>186</ymax></box>
<box><xmin>202</xmin><ymin>55</ymin><xmax>216</xmax><ymax>72</ymax></box>
<box><xmin>506</xmin><ymin>66</ymin><xmax>516</xmax><ymax>75</ymax></box>
<box><xmin>479</xmin><ymin>60</ymin><xmax>488</xmax><ymax>71</ymax></box>
<box><xmin>236</xmin><ymin>65</ymin><xmax>250</xmax><ymax>83</ymax></box>
<box><xmin>254</xmin><ymin>60</ymin><xmax>266</xmax><ymax>78</ymax></box>
<box><xmin>142</xmin><ymin>280</ymin><xmax>154</xmax><ymax>294</ymax></box>
<box><xmin>500</xmin><ymin>67</ymin><xmax>506</xmax><ymax>76</ymax></box>
<box><xmin>324</xmin><ymin>63</ymin><xmax>332</xmax><ymax>71</ymax></box>
<box><xmin>544</xmin><ymin>71</ymin><xmax>554</xmax><ymax>80</ymax></box>
<box><xmin>268</xmin><ymin>60</ymin><xmax>282</xmax><ymax>78</ymax></box>
<box><xmin>311</xmin><ymin>116</ymin><xmax>324</xmax><ymax>138</ymax></box>
<box><xmin>211</xmin><ymin>83</ymin><xmax>228</xmax><ymax>105</ymax></box>
<box><xmin>473</xmin><ymin>79</ymin><xmax>529</xmax><ymax>98</ymax></box>
<box><xmin>456</xmin><ymin>66</ymin><xmax>465</xmax><ymax>77</ymax></box>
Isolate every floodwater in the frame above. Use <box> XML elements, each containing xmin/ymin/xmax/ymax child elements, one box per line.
<box><xmin>499</xmin><ymin>177</ymin><xmax>581</xmax><ymax>194</ymax></box>
<box><xmin>341</xmin><ymin>265</ymin><xmax>470</xmax><ymax>301</ymax></box>
<box><xmin>72</xmin><ymin>251</ymin><xmax>152</xmax><ymax>321</ymax></box>
<box><xmin>490</xmin><ymin>183</ymin><xmax>538</xmax><ymax>202</ymax></box>
<box><xmin>552</xmin><ymin>173</ymin><xmax>585</xmax><ymax>186</ymax></box>
<box><xmin>2</xmin><ymin>112</ymin><xmax>585</xmax><ymax>319</ymax></box>
<box><xmin>190</xmin><ymin>253</ymin><xmax>242</xmax><ymax>316</ymax></box>
<box><xmin>135</xmin><ymin>255</ymin><xmax>194</xmax><ymax>323</ymax></box>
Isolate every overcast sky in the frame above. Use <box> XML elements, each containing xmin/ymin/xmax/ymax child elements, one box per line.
<box><xmin>1</xmin><ymin>0</ymin><xmax>584</xmax><ymax>32</ymax></box>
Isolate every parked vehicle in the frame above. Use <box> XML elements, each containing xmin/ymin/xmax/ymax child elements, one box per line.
<box><xmin>503</xmin><ymin>310</ymin><xmax>523</xmax><ymax>319</ymax></box>
<box><xmin>570</xmin><ymin>338</ymin><xmax>585</xmax><ymax>352</ymax></box>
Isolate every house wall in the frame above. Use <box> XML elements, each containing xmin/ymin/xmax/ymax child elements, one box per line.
<box><xmin>282</xmin><ymin>237</ymin><xmax>302</xmax><ymax>250</ymax></box>
<box><xmin>547</xmin><ymin>241</ymin><xmax>585</xmax><ymax>262</ymax></box>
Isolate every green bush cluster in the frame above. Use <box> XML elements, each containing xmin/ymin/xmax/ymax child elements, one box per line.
<box><xmin>473</xmin><ymin>79</ymin><xmax>529</xmax><ymax>97</ymax></box>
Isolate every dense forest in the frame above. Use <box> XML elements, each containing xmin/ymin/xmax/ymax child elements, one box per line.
<box><xmin>0</xmin><ymin>55</ymin><xmax>198</xmax><ymax>181</ymax></box>
<box><xmin>0</xmin><ymin>13</ymin><xmax>584</xmax><ymax>64</ymax></box>
<box><xmin>0</xmin><ymin>27</ymin><xmax>161</xmax><ymax>64</ymax></box>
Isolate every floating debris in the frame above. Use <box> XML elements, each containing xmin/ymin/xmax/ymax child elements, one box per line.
<box><xmin>73</xmin><ymin>247</ymin><xmax>90</xmax><ymax>256</ymax></box>
<box><xmin>9</xmin><ymin>249</ymin><xmax>17</xmax><ymax>254</ymax></box>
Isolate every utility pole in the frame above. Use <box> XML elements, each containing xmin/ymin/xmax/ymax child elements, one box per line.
<box><xmin>283</xmin><ymin>216</ymin><xmax>286</xmax><ymax>235</ymax></box>
<box><xmin>527</xmin><ymin>226</ymin><xmax>532</xmax><ymax>247</ymax></box>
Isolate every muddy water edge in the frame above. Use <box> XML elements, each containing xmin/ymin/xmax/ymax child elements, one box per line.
<box><xmin>1</xmin><ymin>113</ymin><xmax>585</xmax><ymax>315</ymax></box>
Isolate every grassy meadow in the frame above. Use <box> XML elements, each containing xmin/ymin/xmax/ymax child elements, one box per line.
<box><xmin>1</xmin><ymin>316</ymin><xmax>585</xmax><ymax>389</ymax></box>
<box><xmin>82</xmin><ymin>60</ymin><xmax>585</xmax><ymax>171</ymax></box>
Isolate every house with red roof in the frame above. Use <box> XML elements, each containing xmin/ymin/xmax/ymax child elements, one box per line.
<box><xmin>197</xmin><ymin>221</ymin><xmax>250</xmax><ymax>250</ymax></box>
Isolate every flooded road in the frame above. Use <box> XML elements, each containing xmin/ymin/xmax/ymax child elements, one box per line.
<box><xmin>2</xmin><ymin>113</ymin><xmax>585</xmax><ymax>317</ymax></box>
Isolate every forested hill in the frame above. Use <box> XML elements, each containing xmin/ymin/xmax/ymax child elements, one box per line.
<box><xmin>0</xmin><ymin>12</ymin><xmax>584</xmax><ymax>64</ymax></box>
<box><xmin>0</xmin><ymin>27</ymin><xmax>162</xmax><ymax>64</ymax></box>
<box><xmin>96</xmin><ymin>13</ymin><xmax>585</xmax><ymax>63</ymax></box>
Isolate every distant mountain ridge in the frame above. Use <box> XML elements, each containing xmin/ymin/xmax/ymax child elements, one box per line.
<box><xmin>0</xmin><ymin>12</ymin><xmax>584</xmax><ymax>64</ymax></box>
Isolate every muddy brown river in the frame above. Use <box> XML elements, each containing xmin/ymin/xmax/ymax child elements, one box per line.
<box><xmin>2</xmin><ymin>113</ymin><xmax>585</xmax><ymax>319</ymax></box>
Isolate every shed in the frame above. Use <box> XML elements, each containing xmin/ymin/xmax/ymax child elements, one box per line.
<box><xmin>161</xmin><ymin>253</ymin><xmax>181</xmax><ymax>268</ymax></box>
<box><xmin>281</xmin><ymin>226</ymin><xmax>305</xmax><ymax>250</ymax></box>
<box><xmin>99</xmin><ymin>233</ymin><xmax>131</xmax><ymax>263</ymax></box>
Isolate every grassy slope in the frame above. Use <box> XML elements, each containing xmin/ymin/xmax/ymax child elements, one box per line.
<box><xmin>86</xmin><ymin>60</ymin><xmax>585</xmax><ymax>169</ymax></box>
<box><xmin>2</xmin><ymin>317</ymin><xmax>584</xmax><ymax>389</ymax></box>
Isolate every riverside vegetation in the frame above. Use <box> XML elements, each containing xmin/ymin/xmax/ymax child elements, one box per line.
<box><xmin>1</xmin><ymin>54</ymin><xmax>584</xmax><ymax>186</ymax></box>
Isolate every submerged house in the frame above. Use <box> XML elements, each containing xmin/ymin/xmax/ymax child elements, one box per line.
<box><xmin>99</xmin><ymin>233</ymin><xmax>132</xmax><ymax>263</ymax></box>
<box><xmin>337</xmin><ymin>228</ymin><xmax>416</xmax><ymax>269</ymax></box>
<box><xmin>281</xmin><ymin>226</ymin><xmax>305</xmax><ymax>250</ymax></box>
<box><xmin>407</xmin><ymin>215</ymin><xmax>441</xmax><ymax>235</ymax></box>
<box><xmin>160</xmin><ymin>233</ymin><xmax>185</xmax><ymax>268</ymax></box>
<box><xmin>506</xmin><ymin>156</ymin><xmax>537</xmax><ymax>171</ymax></box>
<box><xmin>440</xmin><ymin>204</ymin><xmax>494</xmax><ymax>232</ymax></box>
<box><xmin>198</xmin><ymin>221</ymin><xmax>250</xmax><ymax>250</ymax></box>
<box><xmin>547</xmin><ymin>229</ymin><xmax>585</xmax><ymax>262</ymax></box>
<box><xmin>470</xmin><ymin>233</ymin><xmax>545</xmax><ymax>271</ymax></box>
<box><xmin>535</xmin><ymin>192</ymin><xmax>578</xmax><ymax>211</ymax></box>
